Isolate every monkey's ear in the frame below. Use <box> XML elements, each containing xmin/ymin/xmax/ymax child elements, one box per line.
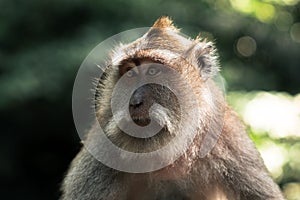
<box><xmin>152</xmin><ymin>16</ymin><xmax>179</xmax><ymax>32</ymax></box>
<box><xmin>184</xmin><ymin>41</ymin><xmax>219</xmax><ymax>80</ymax></box>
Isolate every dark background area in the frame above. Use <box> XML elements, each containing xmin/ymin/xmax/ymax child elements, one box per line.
<box><xmin>0</xmin><ymin>0</ymin><xmax>300</xmax><ymax>199</ymax></box>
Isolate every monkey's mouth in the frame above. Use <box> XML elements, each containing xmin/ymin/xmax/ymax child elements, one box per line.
<box><xmin>131</xmin><ymin>116</ymin><xmax>151</xmax><ymax>126</ymax></box>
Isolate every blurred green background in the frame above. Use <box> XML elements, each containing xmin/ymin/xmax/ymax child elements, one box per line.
<box><xmin>0</xmin><ymin>0</ymin><xmax>300</xmax><ymax>199</ymax></box>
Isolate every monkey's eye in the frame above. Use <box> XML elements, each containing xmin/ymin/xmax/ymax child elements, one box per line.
<box><xmin>126</xmin><ymin>69</ymin><xmax>137</xmax><ymax>78</ymax></box>
<box><xmin>147</xmin><ymin>66</ymin><xmax>161</xmax><ymax>76</ymax></box>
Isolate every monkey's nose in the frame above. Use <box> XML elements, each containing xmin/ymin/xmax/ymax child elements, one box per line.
<box><xmin>129</xmin><ymin>87</ymin><xmax>146</xmax><ymax>108</ymax></box>
<box><xmin>129</xmin><ymin>94</ymin><xmax>143</xmax><ymax>108</ymax></box>
<box><xmin>130</xmin><ymin>97</ymin><xmax>143</xmax><ymax>108</ymax></box>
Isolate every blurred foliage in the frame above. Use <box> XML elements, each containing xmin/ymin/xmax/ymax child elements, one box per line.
<box><xmin>227</xmin><ymin>92</ymin><xmax>300</xmax><ymax>199</ymax></box>
<box><xmin>0</xmin><ymin>0</ymin><xmax>299</xmax><ymax>199</ymax></box>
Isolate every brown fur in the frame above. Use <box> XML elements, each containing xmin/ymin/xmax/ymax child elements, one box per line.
<box><xmin>60</xmin><ymin>17</ymin><xmax>285</xmax><ymax>200</ymax></box>
<box><xmin>152</xmin><ymin>16</ymin><xmax>179</xmax><ymax>31</ymax></box>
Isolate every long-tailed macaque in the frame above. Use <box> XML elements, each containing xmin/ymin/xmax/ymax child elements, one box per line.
<box><xmin>60</xmin><ymin>17</ymin><xmax>285</xmax><ymax>200</ymax></box>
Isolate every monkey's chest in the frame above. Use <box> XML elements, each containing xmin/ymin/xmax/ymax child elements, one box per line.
<box><xmin>126</xmin><ymin>181</ymin><xmax>189</xmax><ymax>200</ymax></box>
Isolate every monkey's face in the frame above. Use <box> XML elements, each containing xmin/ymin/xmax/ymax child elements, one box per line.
<box><xmin>76</xmin><ymin>17</ymin><xmax>225</xmax><ymax>174</ymax></box>
<box><xmin>118</xmin><ymin>59</ymin><xmax>180</xmax><ymax>128</ymax></box>
<box><xmin>94</xmin><ymin>22</ymin><xmax>221</xmax><ymax>156</ymax></box>
<box><xmin>97</xmin><ymin>57</ymin><xmax>205</xmax><ymax>155</ymax></box>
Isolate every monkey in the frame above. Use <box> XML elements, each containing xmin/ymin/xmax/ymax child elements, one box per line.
<box><xmin>60</xmin><ymin>17</ymin><xmax>285</xmax><ymax>200</ymax></box>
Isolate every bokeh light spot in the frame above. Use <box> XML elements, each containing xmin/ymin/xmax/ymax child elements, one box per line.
<box><xmin>283</xmin><ymin>183</ymin><xmax>300</xmax><ymax>200</ymax></box>
<box><xmin>236</xmin><ymin>36</ymin><xmax>257</xmax><ymax>57</ymax></box>
<box><xmin>281</xmin><ymin>0</ymin><xmax>300</xmax><ymax>6</ymax></box>
<box><xmin>259</xmin><ymin>142</ymin><xmax>288</xmax><ymax>178</ymax></box>
<box><xmin>290</xmin><ymin>22</ymin><xmax>300</xmax><ymax>43</ymax></box>
<box><xmin>255</xmin><ymin>3</ymin><xmax>275</xmax><ymax>23</ymax></box>
<box><xmin>275</xmin><ymin>11</ymin><xmax>293</xmax><ymax>31</ymax></box>
<box><xmin>289</xmin><ymin>143</ymin><xmax>300</xmax><ymax>171</ymax></box>
<box><xmin>243</xmin><ymin>93</ymin><xmax>300</xmax><ymax>138</ymax></box>
<box><xmin>230</xmin><ymin>0</ymin><xmax>253</xmax><ymax>14</ymax></box>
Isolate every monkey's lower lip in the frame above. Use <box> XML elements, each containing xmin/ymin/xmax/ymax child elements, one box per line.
<box><xmin>132</xmin><ymin>117</ymin><xmax>151</xmax><ymax>126</ymax></box>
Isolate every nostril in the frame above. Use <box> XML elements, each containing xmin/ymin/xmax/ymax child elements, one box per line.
<box><xmin>130</xmin><ymin>98</ymin><xmax>143</xmax><ymax>108</ymax></box>
<box><xmin>130</xmin><ymin>87</ymin><xmax>147</xmax><ymax>109</ymax></box>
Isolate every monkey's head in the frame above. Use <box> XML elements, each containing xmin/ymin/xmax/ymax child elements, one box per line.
<box><xmin>95</xmin><ymin>17</ymin><xmax>224</xmax><ymax>159</ymax></box>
